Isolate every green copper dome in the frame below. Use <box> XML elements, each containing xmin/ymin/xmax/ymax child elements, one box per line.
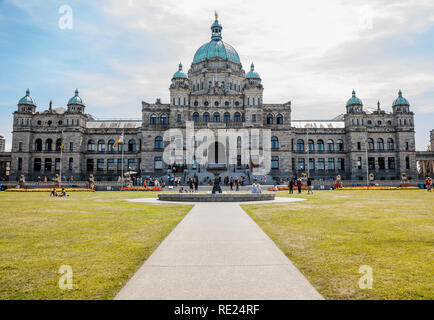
<box><xmin>68</xmin><ymin>89</ymin><xmax>85</xmax><ymax>106</ymax></box>
<box><xmin>346</xmin><ymin>90</ymin><xmax>363</xmax><ymax>106</ymax></box>
<box><xmin>392</xmin><ymin>90</ymin><xmax>410</xmax><ymax>106</ymax></box>
<box><xmin>173</xmin><ymin>63</ymin><xmax>187</xmax><ymax>79</ymax></box>
<box><xmin>246</xmin><ymin>63</ymin><xmax>260</xmax><ymax>79</ymax></box>
<box><xmin>18</xmin><ymin>89</ymin><xmax>36</xmax><ymax>106</ymax></box>
<box><xmin>193</xmin><ymin>18</ymin><xmax>241</xmax><ymax>65</ymax></box>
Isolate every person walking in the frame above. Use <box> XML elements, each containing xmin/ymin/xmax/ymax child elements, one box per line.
<box><xmin>288</xmin><ymin>178</ymin><xmax>294</xmax><ymax>194</ymax></box>
<box><xmin>188</xmin><ymin>178</ymin><xmax>194</xmax><ymax>192</ymax></box>
<box><xmin>307</xmin><ymin>177</ymin><xmax>313</xmax><ymax>195</ymax></box>
<box><xmin>297</xmin><ymin>179</ymin><xmax>302</xmax><ymax>194</ymax></box>
<box><xmin>426</xmin><ymin>177</ymin><xmax>432</xmax><ymax>192</ymax></box>
<box><xmin>235</xmin><ymin>177</ymin><xmax>240</xmax><ymax>191</ymax></box>
<box><xmin>194</xmin><ymin>175</ymin><xmax>199</xmax><ymax>192</ymax></box>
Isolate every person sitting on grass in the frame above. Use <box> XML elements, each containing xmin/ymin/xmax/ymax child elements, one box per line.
<box><xmin>60</xmin><ymin>188</ymin><xmax>69</xmax><ymax>198</ymax></box>
<box><xmin>50</xmin><ymin>187</ymin><xmax>57</xmax><ymax>197</ymax></box>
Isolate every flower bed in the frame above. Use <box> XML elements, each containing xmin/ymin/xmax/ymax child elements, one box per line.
<box><xmin>121</xmin><ymin>187</ymin><xmax>163</xmax><ymax>192</ymax></box>
<box><xmin>336</xmin><ymin>186</ymin><xmax>419</xmax><ymax>190</ymax></box>
<box><xmin>5</xmin><ymin>188</ymin><xmax>94</xmax><ymax>192</ymax></box>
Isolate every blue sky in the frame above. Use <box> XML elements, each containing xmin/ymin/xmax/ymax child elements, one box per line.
<box><xmin>1</xmin><ymin>0</ymin><xmax>433</xmax><ymax>151</ymax></box>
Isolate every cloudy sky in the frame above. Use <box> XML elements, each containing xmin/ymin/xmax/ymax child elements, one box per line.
<box><xmin>1</xmin><ymin>0</ymin><xmax>433</xmax><ymax>151</ymax></box>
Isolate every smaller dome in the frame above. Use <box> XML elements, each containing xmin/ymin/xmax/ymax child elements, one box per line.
<box><xmin>393</xmin><ymin>90</ymin><xmax>410</xmax><ymax>106</ymax></box>
<box><xmin>347</xmin><ymin>90</ymin><xmax>363</xmax><ymax>106</ymax></box>
<box><xmin>246</xmin><ymin>63</ymin><xmax>261</xmax><ymax>79</ymax></box>
<box><xmin>68</xmin><ymin>89</ymin><xmax>85</xmax><ymax>106</ymax></box>
<box><xmin>18</xmin><ymin>89</ymin><xmax>36</xmax><ymax>106</ymax></box>
<box><xmin>173</xmin><ymin>63</ymin><xmax>187</xmax><ymax>79</ymax></box>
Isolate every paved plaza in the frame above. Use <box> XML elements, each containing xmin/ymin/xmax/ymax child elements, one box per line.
<box><xmin>115</xmin><ymin>197</ymin><xmax>323</xmax><ymax>300</ymax></box>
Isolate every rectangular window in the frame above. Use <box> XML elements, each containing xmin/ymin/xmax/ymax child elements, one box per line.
<box><xmin>18</xmin><ymin>142</ymin><xmax>23</xmax><ymax>152</ymax></box>
<box><xmin>107</xmin><ymin>159</ymin><xmax>115</xmax><ymax>171</ymax></box>
<box><xmin>368</xmin><ymin>157</ymin><xmax>375</xmax><ymax>170</ymax></box>
<box><xmin>405</xmin><ymin>142</ymin><xmax>409</xmax><ymax>151</ymax></box>
<box><xmin>45</xmin><ymin>158</ymin><xmax>52</xmax><ymax>172</ymax></box>
<box><xmin>318</xmin><ymin>158</ymin><xmax>325</xmax><ymax>170</ymax></box>
<box><xmin>328</xmin><ymin>158</ymin><xmax>335</xmax><ymax>170</ymax></box>
<box><xmin>406</xmin><ymin>157</ymin><xmax>410</xmax><ymax>169</ymax></box>
<box><xmin>128</xmin><ymin>159</ymin><xmax>137</xmax><ymax>170</ymax></box>
<box><xmin>252</xmin><ymin>114</ymin><xmax>256</xmax><ymax>122</ymax></box>
<box><xmin>271</xmin><ymin>156</ymin><xmax>279</xmax><ymax>169</ymax></box>
<box><xmin>154</xmin><ymin>157</ymin><xmax>163</xmax><ymax>169</ymax></box>
<box><xmin>34</xmin><ymin>158</ymin><xmax>42</xmax><ymax>171</ymax></box>
<box><xmin>297</xmin><ymin>158</ymin><xmax>305</xmax><ymax>171</ymax></box>
<box><xmin>117</xmin><ymin>159</ymin><xmax>124</xmax><ymax>171</ymax></box>
<box><xmin>177</xmin><ymin>114</ymin><xmax>182</xmax><ymax>123</ymax></box>
<box><xmin>309</xmin><ymin>158</ymin><xmax>315</xmax><ymax>171</ymax></box>
<box><xmin>97</xmin><ymin>159</ymin><xmax>104</xmax><ymax>172</ymax></box>
<box><xmin>357</xmin><ymin>157</ymin><xmax>362</xmax><ymax>170</ymax></box>
<box><xmin>55</xmin><ymin>158</ymin><xmax>61</xmax><ymax>171</ymax></box>
<box><xmin>388</xmin><ymin>157</ymin><xmax>395</xmax><ymax>170</ymax></box>
<box><xmin>338</xmin><ymin>158</ymin><xmax>345</xmax><ymax>171</ymax></box>
<box><xmin>87</xmin><ymin>159</ymin><xmax>94</xmax><ymax>172</ymax></box>
<box><xmin>70</xmin><ymin>142</ymin><xmax>74</xmax><ymax>152</ymax></box>
<box><xmin>357</xmin><ymin>142</ymin><xmax>361</xmax><ymax>151</ymax></box>
<box><xmin>378</xmin><ymin>157</ymin><xmax>385</xmax><ymax>170</ymax></box>
<box><xmin>18</xmin><ymin>158</ymin><xmax>23</xmax><ymax>171</ymax></box>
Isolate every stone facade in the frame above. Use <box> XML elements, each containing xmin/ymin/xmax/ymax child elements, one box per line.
<box><xmin>9</xmin><ymin>17</ymin><xmax>419</xmax><ymax>183</ymax></box>
<box><xmin>0</xmin><ymin>136</ymin><xmax>5</xmax><ymax>152</ymax></box>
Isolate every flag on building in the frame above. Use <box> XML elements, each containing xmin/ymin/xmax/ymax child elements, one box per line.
<box><xmin>113</xmin><ymin>133</ymin><xmax>124</xmax><ymax>148</ymax></box>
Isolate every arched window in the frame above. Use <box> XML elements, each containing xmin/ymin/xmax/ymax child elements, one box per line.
<box><xmin>327</xmin><ymin>139</ymin><xmax>334</xmax><ymax>152</ymax></box>
<box><xmin>377</xmin><ymin>138</ymin><xmax>384</xmax><ymax>151</ymax></box>
<box><xmin>368</xmin><ymin>138</ymin><xmax>374</xmax><ymax>151</ymax></box>
<box><xmin>46</xmin><ymin>139</ymin><xmax>53</xmax><ymax>151</ymax></box>
<box><xmin>267</xmin><ymin>114</ymin><xmax>274</xmax><ymax>124</ymax></box>
<box><xmin>337</xmin><ymin>140</ymin><xmax>344</xmax><ymax>151</ymax></box>
<box><xmin>128</xmin><ymin>140</ymin><xmax>136</xmax><ymax>152</ymax></box>
<box><xmin>35</xmin><ymin>139</ymin><xmax>42</xmax><ymax>151</ymax></box>
<box><xmin>271</xmin><ymin>136</ymin><xmax>279</xmax><ymax>150</ymax></box>
<box><xmin>317</xmin><ymin>140</ymin><xmax>324</xmax><ymax>152</ymax></box>
<box><xmin>224</xmin><ymin>112</ymin><xmax>230</xmax><ymax>122</ymax></box>
<box><xmin>155</xmin><ymin>137</ymin><xmax>163</xmax><ymax>150</ymax></box>
<box><xmin>56</xmin><ymin>138</ymin><xmax>62</xmax><ymax>151</ymax></box>
<box><xmin>193</xmin><ymin>112</ymin><xmax>200</xmax><ymax>122</ymax></box>
<box><xmin>234</xmin><ymin>112</ymin><xmax>241</xmax><ymax>122</ymax></box>
<box><xmin>387</xmin><ymin>138</ymin><xmax>395</xmax><ymax>151</ymax></box>
<box><xmin>213</xmin><ymin>112</ymin><xmax>220</xmax><ymax>122</ymax></box>
<box><xmin>87</xmin><ymin>140</ymin><xmax>95</xmax><ymax>152</ymax></box>
<box><xmin>203</xmin><ymin>112</ymin><xmax>210</xmax><ymax>122</ymax></box>
<box><xmin>308</xmin><ymin>140</ymin><xmax>314</xmax><ymax>152</ymax></box>
<box><xmin>108</xmin><ymin>139</ymin><xmax>115</xmax><ymax>152</ymax></box>
<box><xmin>297</xmin><ymin>139</ymin><xmax>305</xmax><ymax>152</ymax></box>
<box><xmin>276</xmin><ymin>114</ymin><xmax>283</xmax><ymax>125</ymax></box>
<box><xmin>150</xmin><ymin>114</ymin><xmax>157</xmax><ymax>125</ymax></box>
<box><xmin>98</xmin><ymin>140</ymin><xmax>106</xmax><ymax>152</ymax></box>
<box><xmin>160</xmin><ymin>114</ymin><xmax>168</xmax><ymax>125</ymax></box>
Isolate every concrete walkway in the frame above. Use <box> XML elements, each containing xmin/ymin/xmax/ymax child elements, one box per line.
<box><xmin>115</xmin><ymin>198</ymin><xmax>323</xmax><ymax>300</ymax></box>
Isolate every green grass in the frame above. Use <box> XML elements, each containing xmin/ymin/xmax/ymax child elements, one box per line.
<box><xmin>0</xmin><ymin>192</ymin><xmax>192</xmax><ymax>300</ymax></box>
<box><xmin>243</xmin><ymin>190</ymin><xmax>434</xmax><ymax>300</ymax></box>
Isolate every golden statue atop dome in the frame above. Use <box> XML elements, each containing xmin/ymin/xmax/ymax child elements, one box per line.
<box><xmin>215</xmin><ymin>11</ymin><xmax>218</xmax><ymax>20</ymax></box>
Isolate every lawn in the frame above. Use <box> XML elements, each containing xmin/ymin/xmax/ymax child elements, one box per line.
<box><xmin>243</xmin><ymin>190</ymin><xmax>434</xmax><ymax>300</ymax></box>
<box><xmin>0</xmin><ymin>191</ymin><xmax>192</xmax><ymax>300</ymax></box>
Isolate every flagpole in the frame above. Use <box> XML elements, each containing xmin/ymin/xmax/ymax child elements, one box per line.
<box><xmin>307</xmin><ymin>127</ymin><xmax>310</xmax><ymax>178</ymax></box>
<box><xmin>60</xmin><ymin>131</ymin><xmax>63</xmax><ymax>187</ymax></box>
<box><xmin>365</xmin><ymin>134</ymin><xmax>369</xmax><ymax>187</ymax></box>
<box><xmin>121</xmin><ymin>130</ymin><xmax>124</xmax><ymax>189</ymax></box>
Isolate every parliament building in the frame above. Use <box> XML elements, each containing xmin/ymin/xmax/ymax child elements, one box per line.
<box><xmin>9</xmin><ymin>16</ymin><xmax>418</xmax><ymax>183</ymax></box>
